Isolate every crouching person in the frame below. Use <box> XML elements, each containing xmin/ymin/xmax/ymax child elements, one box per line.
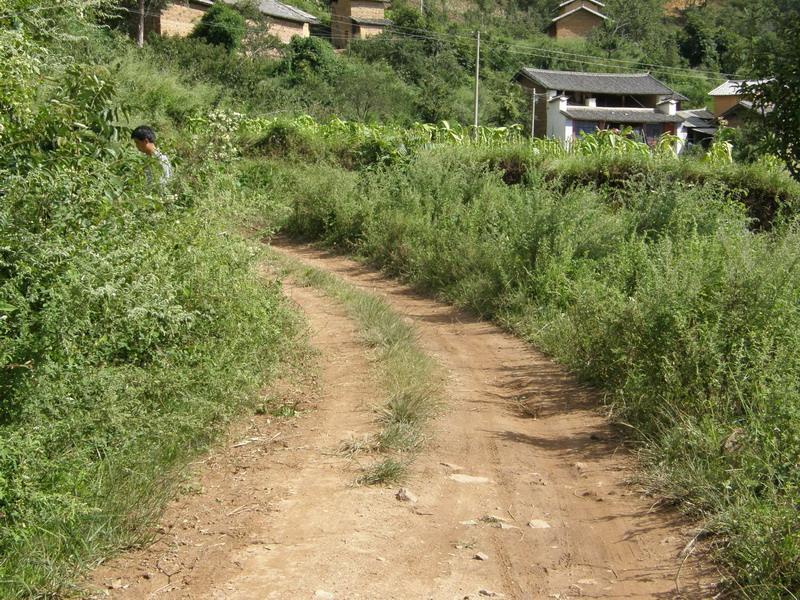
<box><xmin>131</xmin><ymin>125</ymin><xmax>173</xmax><ymax>187</ymax></box>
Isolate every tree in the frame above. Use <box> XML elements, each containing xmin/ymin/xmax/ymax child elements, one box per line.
<box><xmin>742</xmin><ymin>4</ymin><xmax>800</xmax><ymax>178</ymax></box>
<box><xmin>283</xmin><ymin>36</ymin><xmax>339</xmax><ymax>83</ymax></box>
<box><xmin>333</xmin><ymin>60</ymin><xmax>415</xmax><ymax>123</ymax></box>
<box><xmin>191</xmin><ymin>3</ymin><xmax>246</xmax><ymax>51</ymax></box>
<box><xmin>122</xmin><ymin>0</ymin><xmax>167</xmax><ymax>48</ymax></box>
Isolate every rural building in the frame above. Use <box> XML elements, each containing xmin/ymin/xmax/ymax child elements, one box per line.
<box><xmin>708</xmin><ymin>79</ymin><xmax>772</xmax><ymax>127</ymax></box>
<box><xmin>514</xmin><ymin>68</ymin><xmax>688</xmax><ymax>148</ymax></box>
<box><xmin>128</xmin><ymin>0</ymin><xmax>213</xmax><ymax>39</ymax></box>
<box><xmin>129</xmin><ymin>0</ymin><xmax>317</xmax><ymax>44</ymax></box>
<box><xmin>547</xmin><ymin>0</ymin><xmax>607</xmax><ymax>40</ymax></box>
<box><xmin>678</xmin><ymin>108</ymin><xmax>717</xmax><ymax>147</ymax></box>
<box><xmin>239</xmin><ymin>0</ymin><xmax>320</xmax><ymax>43</ymax></box>
<box><xmin>330</xmin><ymin>0</ymin><xmax>392</xmax><ymax>49</ymax></box>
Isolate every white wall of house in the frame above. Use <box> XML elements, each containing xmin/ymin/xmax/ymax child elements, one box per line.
<box><xmin>546</xmin><ymin>96</ymin><xmax>573</xmax><ymax>142</ymax></box>
<box><xmin>675</xmin><ymin>122</ymin><xmax>688</xmax><ymax>154</ymax></box>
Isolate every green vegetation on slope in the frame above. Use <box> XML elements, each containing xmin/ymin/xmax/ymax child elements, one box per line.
<box><xmin>0</xmin><ymin>2</ymin><xmax>296</xmax><ymax>596</ymax></box>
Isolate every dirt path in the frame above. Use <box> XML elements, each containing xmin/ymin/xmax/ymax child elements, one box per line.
<box><xmin>91</xmin><ymin>240</ymin><xmax>716</xmax><ymax>599</ymax></box>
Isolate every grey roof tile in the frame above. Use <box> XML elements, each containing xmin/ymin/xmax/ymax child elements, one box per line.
<box><xmin>517</xmin><ymin>68</ymin><xmax>677</xmax><ymax>96</ymax></box>
<box><xmin>678</xmin><ymin>108</ymin><xmax>716</xmax><ymax>128</ymax></box>
<box><xmin>224</xmin><ymin>0</ymin><xmax>319</xmax><ymax>24</ymax></box>
<box><xmin>562</xmin><ymin>106</ymin><xmax>684</xmax><ymax>123</ymax></box>
<box><xmin>551</xmin><ymin>5</ymin><xmax>607</xmax><ymax>23</ymax></box>
<box><xmin>350</xmin><ymin>16</ymin><xmax>393</xmax><ymax>26</ymax></box>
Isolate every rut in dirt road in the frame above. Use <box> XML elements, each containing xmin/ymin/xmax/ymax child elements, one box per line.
<box><xmin>91</xmin><ymin>240</ymin><xmax>717</xmax><ymax>600</ymax></box>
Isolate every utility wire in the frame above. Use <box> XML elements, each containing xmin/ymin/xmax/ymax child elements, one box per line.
<box><xmin>116</xmin><ymin>6</ymin><xmax>728</xmax><ymax>83</ymax></box>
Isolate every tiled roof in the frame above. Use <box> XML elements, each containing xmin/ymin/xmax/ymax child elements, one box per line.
<box><xmin>708</xmin><ymin>80</ymin><xmax>768</xmax><ymax>96</ymax></box>
<box><xmin>517</xmin><ymin>68</ymin><xmax>677</xmax><ymax>96</ymax></box>
<box><xmin>350</xmin><ymin>16</ymin><xmax>393</xmax><ymax>26</ymax></box>
<box><xmin>223</xmin><ymin>0</ymin><xmax>319</xmax><ymax>24</ymax></box>
<box><xmin>551</xmin><ymin>6</ymin><xmax>607</xmax><ymax>23</ymax></box>
<box><xmin>678</xmin><ymin>108</ymin><xmax>716</xmax><ymax>129</ymax></box>
<box><xmin>562</xmin><ymin>106</ymin><xmax>684</xmax><ymax>124</ymax></box>
<box><xmin>721</xmin><ymin>100</ymin><xmax>773</xmax><ymax>117</ymax></box>
<box><xmin>259</xmin><ymin>0</ymin><xmax>319</xmax><ymax>23</ymax></box>
<box><xmin>558</xmin><ymin>0</ymin><xmax>605</xmax><ymax>7</ymax></box>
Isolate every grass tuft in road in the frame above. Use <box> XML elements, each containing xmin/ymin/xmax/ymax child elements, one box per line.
<box><xmin>356</xmin><ymin>458</ymin><xmax>408</xmax><ymax>486</ymax></box>
<box><xmin>266</xmin><ymin>249</ymin><xmax>440</xmax><ymax>484</ymax></box>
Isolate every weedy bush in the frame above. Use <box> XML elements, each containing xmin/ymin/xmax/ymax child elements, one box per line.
<box><xmin>263</xmin><ymin>142</ymin><xmax>800</xmax><ymax>597</ymax></box>
<box><xmin>0</xmin><ymin>3</ymin><xmax>294</xmax><ymax>596</ymax></box>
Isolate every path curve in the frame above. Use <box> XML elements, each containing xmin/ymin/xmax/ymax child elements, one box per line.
<box><xmin>91</xmin><ymin>239</ymin><xmax>716</xmax><ymax>599</ymax></box>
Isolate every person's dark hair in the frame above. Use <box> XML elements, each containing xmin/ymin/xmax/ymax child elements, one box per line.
<box><xmin>131</xmin><ymin>125</ymin><xmax>156</xmax><ymax>143</ymax></box>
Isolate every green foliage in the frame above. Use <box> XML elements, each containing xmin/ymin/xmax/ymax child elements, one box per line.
<box><xmin>283</xmin><ymin>35</ymin><xmax>339</xmax><ymax>83</ymax></box>
<box><xmin>191</xmin><ymin>3</ymin><xmax>246</xmax><ymax>51</ymax></box>
<box><xmin>0</xmin><ymin>3</ymin><xmax>293</xmax><ymax>596</ymax></box>
<box><xmin>742</xmin><ymin>6</ymin><xmax>800</xmax><ymax>179</ymax></box>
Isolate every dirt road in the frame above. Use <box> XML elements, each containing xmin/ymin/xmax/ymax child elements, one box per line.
<box><xmin>90</xmin><ymin>240</ymin><xmax>716</xmax><ymax>599</ymax></box>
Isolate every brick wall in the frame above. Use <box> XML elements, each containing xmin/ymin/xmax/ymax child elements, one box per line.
<box><xmin>331</xmin><ymin>0</ymin><xmax>352</xmax><ymax>48</ymax></box>
<box><xmin>351</xmin><ymin>1</ymin><xmax>386</xmax><ymax>20</ymax></box>
<box><xmin>268</xmin><ymin>18</ymin><xmax>309</xmax><ymax>43</ymax></box>
<box><xmin>159</xmin><ymin>2</ymin><xmax>207</xmax><ymax>37</ymax></box>
<box><xmin>356</xmin><ymin>23</ymin><xmax>385</xmax><ymax>39</ymax></box>
<box><xmin>713</xmin><ymin>95</ymin><xmax>740</xmax><ymax>117</ymax></box>
<box><xmin>553</xmin><ymin>11</ymin><xmax>603</xmax><ymax>40</ymax></box>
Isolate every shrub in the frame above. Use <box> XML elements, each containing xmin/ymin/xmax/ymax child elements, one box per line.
<box><xmin>191</xmin><ymin>3</ymin><xmax>246</xmax><ymax>51</ymax></box>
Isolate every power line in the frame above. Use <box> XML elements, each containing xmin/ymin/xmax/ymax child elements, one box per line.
<box><xmin>116</xmin><ymin>5</ymin><xmax>728</xmax><ymax>83</ymax></box>
<box><xmin>315</xmin><ymin>12</ymin><xmax>727</xmax><ymax>81</ymax></box>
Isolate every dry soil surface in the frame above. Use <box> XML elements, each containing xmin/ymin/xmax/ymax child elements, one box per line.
<box><xmin>90</xmin><ymin>240</ymin><xmax>717</xmax><ymax>600</ymax></box>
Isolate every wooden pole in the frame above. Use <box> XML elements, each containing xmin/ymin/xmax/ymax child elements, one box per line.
<box><xmin>473</xmin><ymin>30</ymin><xmax>480</xmax><ymax>138</ymax></box>
<box><xmin>531</xmin><ymin>89</ymin><xmax>537</xmax><ymax>138</ymax></box>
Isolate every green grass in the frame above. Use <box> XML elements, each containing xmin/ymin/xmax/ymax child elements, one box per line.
<box><xmin>266</xmin><ymin>249</ymin><xmax>440</xmax><ymax>483</ymax></box>
<box><xmin>356</xmin><ymin>458</ymin><xmax>408</xmax><ymax>486</ymax></box>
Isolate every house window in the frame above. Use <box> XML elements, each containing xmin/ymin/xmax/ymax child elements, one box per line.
<box><xmin>574</xmin><ymin>120</ymin><xmax>598</xmax><ymax>137</ymax></box>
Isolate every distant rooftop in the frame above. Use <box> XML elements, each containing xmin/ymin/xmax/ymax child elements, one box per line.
<box><xmin>517</xmin><ymin>68</ymin><xmax>677</xmax><ymax>96</ymax></box>
<box><xmin>678</xmin><ymin>108</ymin><xmax>717</xmax><ymax>129</ymax></box>
<box><xmin>562</xmin><ymin>106</ymin><xmax>684</xmax><ymax>124</ymax></box>
<box><xmin>223</xmin><ymin>0</ymin><xmax>319</xmax><ymax>24</ymax></box>
<box><xmin>350</xmin><ymin>16</ymin><xmax>393</xmax><ymax>26</ymax></box>
<box><xmin>551</xmin><ymin>6</ymin><xmax>607</xmax><ymax>24</ymax></box>
<box><xmin>708</xmin><ymin>80</ymin><xmax>769</xmax><ymax>96</ymax></box>
<box><xmin>558</xmin><ymin>0</ymin><xmax>605</xmax><ymax>7</ymax></box>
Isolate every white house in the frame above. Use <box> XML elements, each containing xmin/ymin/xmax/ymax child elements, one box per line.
<box><xmin>514</xmin><ymin>68</ymin><xmax>691</xmax><ymax>151</ymax></box>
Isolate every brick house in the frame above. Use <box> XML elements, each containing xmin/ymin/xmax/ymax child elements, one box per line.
<box><xmin>128</xmin><ymin>0</ymin><xmax>213</xmax><ymax>39</ymax></box>
<box><xmin>242</xmin><ymin>0</ymin><xmax>319</xmax><ymax>43</ymax></box>
<box><xmin>708</xmin><ymin>79</ymin><xmax>772</xmax><ymax>128</ymax></box>
<box><xmin>330</xmin><ymin>0</ymin><xmax>392</xmax><ymax>49</ymax></box>
<box><xmin>129</xmin><ymin>0</ymin><xmax>317</xmax><ymax>44</ymax></box>
<box><xmin>514</xmin><ymin>68</ymin><xmax>689</xmax><ymax>150</ymax></box>
<box><xmin>548</xmin><ymin>0</ymin><xmax>607</xmax><ymax>40</ymax></box>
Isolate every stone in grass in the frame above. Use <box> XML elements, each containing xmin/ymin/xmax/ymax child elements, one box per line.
<box><xmin>474</xmin><ymin>552</ymin><xmax>490</xmax><ymax>561</ymax></box>
<box><xmin>395</xmin><ymin>488</ymin><xmax>418</xmax><ymax>503</ymax></box>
